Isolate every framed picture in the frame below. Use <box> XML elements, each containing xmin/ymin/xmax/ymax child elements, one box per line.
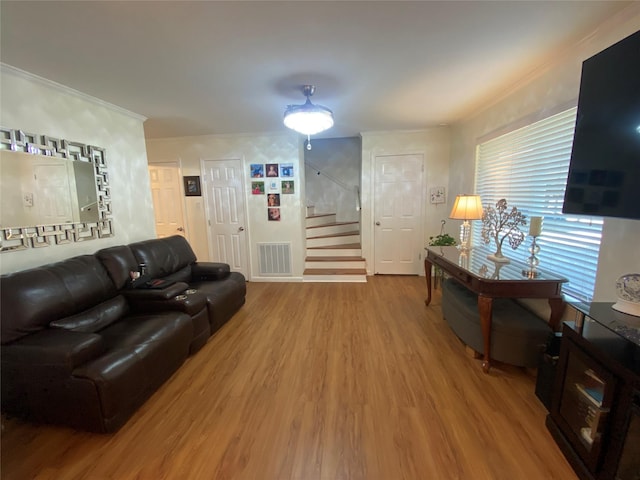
<box><xmin>183</xmin><ymin>176</ymin><xmax>201</xmax><ymax>196</ymax></box>
<box><xmin>267</xmin><ymin>193</ymin><xmax>280</xmax><ymax>206</ymax></box>
<box><xmin>430</xmin><ymin>186</ymin><xmax>446</xmax><ymax>204</ymax></box>
<box><xmin>281</xmin><ymin>180</ymin><xmax>294</xmax><ymax>194</ymax></box>
<box><xmin>281</xmin><ymin>163</ymin><xmax>294</xmax><ymax>177</ymax></box>
<box><xmin>251</xmin><ymin>181</ymin><xmax>265</xmax><ymax>194</ymax></box>
<box><xmin>268</xmin><ymin>207</ymin><xmax>281</xmax><ymax>221</ymax></box>
<box><xmin>266</xmin><ymin>163</ymin><xmax>279</xmax><ymax>177</ymax></box>
<box><xmin>250</xmin><ymin>164</ymin><xmax>264</xmax><ymax>178</ymax></box>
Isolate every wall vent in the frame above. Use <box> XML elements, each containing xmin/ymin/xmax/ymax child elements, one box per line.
<box><xmin>258</xmin><ymin>243</ymin><xmax>292</xmax><ymax>276</ymax></box>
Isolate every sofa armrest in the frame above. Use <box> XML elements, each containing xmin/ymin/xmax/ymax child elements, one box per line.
<box><xmin>122</xmin><ymin>282</ymin><xmax>189</xmax><ymax>301</ymax></box>
<box><xmin>191</xmin><ymin>262</ymin><xmax>230</xmax><ymax>281</ymax></box>
<box><xmin>1</xmin><ymin>329</ymin><xmax>105</xmax><ymax>371</ymax></box>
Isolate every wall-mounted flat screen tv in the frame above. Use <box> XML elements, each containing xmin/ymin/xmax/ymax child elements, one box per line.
<box><xmin>562</xmin><ymin>30</ymin><xmax>640</xmax><ymax>220</ymax></box>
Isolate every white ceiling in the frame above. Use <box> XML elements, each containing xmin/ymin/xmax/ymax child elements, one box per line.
<box><xmin>0</xmin><ymin>1</ymin><xmax>631</xmax><ymax>140</ymax></box>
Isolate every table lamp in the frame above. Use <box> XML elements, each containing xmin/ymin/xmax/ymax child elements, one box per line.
<box><xmin>449</xmin><ymin>194</ymin><xmax>483</xmax><ymax>250</ymax></box>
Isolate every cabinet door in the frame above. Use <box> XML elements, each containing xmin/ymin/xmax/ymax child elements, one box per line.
<box><xmin>614</xmin><ymin>393</ymin><xmax>640</xmax><ymax>480</ymax></box>
<box><xmin>553</xmin><ymin>339</ymin><xmax>617</xmax><ymax>473</ymax></box>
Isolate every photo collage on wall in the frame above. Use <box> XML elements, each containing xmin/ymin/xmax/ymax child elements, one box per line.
<box><xmin>250</xmin><ymin>163</ymin><xmax>294</xmax><ymax>221</ymax></box>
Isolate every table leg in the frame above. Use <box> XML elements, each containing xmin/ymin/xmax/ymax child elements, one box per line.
<box><xmin>547</xmin><ymin>296</ymin><xmax>565</xmax><ymax>331</ymax></box>
<box><xmin>478</xmin><ymin>295</ymin><xmax>494</xmax><ymax>373</ymax></box>
<box><xmin>424</xmin><ymin>258</ymin><xmax>433</xmax><ymax>306</ymax></box>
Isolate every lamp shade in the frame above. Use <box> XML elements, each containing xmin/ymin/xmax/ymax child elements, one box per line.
<box><xmin>449</xmin><ymin>194</ymin><xmax>483</xmax><ymax>220</ymax></box>
<box><xmin>283</xmin><ymin>85</ymin><xmax>334</xmax><ymax>136</ymax></box>
<box><xmin>283</xmin><ymin>99</ymin><xmax>334</xmax><ymax>135</ymax></box>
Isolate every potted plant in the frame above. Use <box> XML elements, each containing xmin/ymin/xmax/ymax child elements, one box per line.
<box><xmin>428</xmin><ymin>221</ymin><xmax>457</xmax><ymax>288</ymax></box>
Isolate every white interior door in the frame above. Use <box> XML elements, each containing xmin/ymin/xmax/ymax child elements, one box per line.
<box><xmin>34</xmin><ymin>163</ymin><xmax>74</xmax><ymax>224</ymax></box>
<box><xmin>373</xmin><ymin>154</ymin><xmax>424</xmax><ymax>274</ymax></box>
<box><xmin>148</xmin><ymin>162</ymin><xmax>186</xmax><ymax>238</ymax></box>
<box><xmin>203</xmin><ymin>159</ymin><xmax>248</xmax><ymax>276</ymax></box>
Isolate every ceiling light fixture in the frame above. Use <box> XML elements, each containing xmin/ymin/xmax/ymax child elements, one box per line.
<box><xmin>283</xmin><ymin>85</ymin><xmax>334</xmax><ymax>150</ymax></box>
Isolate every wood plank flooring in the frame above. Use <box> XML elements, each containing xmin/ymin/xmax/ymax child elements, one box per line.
<box><xmin>1</xmin><ymin>276</ymin><xmax>577</xmax><ymax>480</ymax></box>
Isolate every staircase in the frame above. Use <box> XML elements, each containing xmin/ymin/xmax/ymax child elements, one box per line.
<box><xmin>303</xmin><ymin>213</ymin><xmax>367</xmax><ymax>282</ymax></box>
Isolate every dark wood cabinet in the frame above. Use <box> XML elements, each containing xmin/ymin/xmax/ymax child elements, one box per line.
<box><xmin>546</xmin><ymin>303</ymin><xmax>640</xmax><ymax>480</ymax></box>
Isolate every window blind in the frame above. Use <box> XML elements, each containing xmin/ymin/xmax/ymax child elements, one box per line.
<box><xmin>473</xmin><ymin>107</ymin><xmax>603</xmax><ymax>302</ymax></box>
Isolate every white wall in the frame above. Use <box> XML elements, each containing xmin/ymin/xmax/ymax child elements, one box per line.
<box><xmin>448</xmin><ymin>6</ymin><xmax>640</xmax><ymax>302</ymax></box>
<box><xmin>361</xmin><ymin>129</ymin><xmax>451</xmax><ymax>276</ymax></box>
<box><xmin>305</xmin><ymin>137</ymin><xmax>361</xmax><ymax>223</ymax></box>
<box><xmin>0</xmin><ymin>66</ymin><xmax>155</xmax><ymax>275</ymax></box>
<box><xmin>145</xmin><ymin>133</ymin><xmax>305</xmax><ymax>281</ymax></box>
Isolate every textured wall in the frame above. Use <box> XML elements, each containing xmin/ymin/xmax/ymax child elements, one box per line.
<box><xmin>304</xmin><ymin>137</ymin><xmax>361</xmax><ymax>223</ymax></box>
<box><xmin>145</xmin><ymin>133</ymin><xmax>304</xmax><ymax>281</ymax></box>
<box><xmin>448</xmin><ymin>6</ymin><xmax>640</xmax><ymax>301</ymax></box>
<box><xmin>0</xmin><ymin>66</ymin><xmax>155</xmax><ymax>274</ymax></box>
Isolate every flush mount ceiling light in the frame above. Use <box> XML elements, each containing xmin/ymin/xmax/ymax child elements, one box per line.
<box><xmin>283</xmin><ymin>85</ymin><xmax>334</xmax><ymax>150</ymax></box>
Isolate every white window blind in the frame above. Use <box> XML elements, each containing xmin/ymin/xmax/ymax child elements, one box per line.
<box><xmin>473</xmin><ymin>107</ymin><xmax>603</xmax><ymax>302</ymax></box>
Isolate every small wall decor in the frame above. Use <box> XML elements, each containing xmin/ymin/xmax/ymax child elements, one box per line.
<box><xmin>268</xmin><ymin>181</ymin><xmax>278</xmax><ymax>192</ymax></box>
<box><xmin>266</xmin><ymin>163</ymin><xmax>279</xmax><ymax>177</ymax></box>
<box><xmin>268</xmin><ymin>207</ymin><xmax>281</xmax><ymax>221</ymax></box>
<box><xmin>251</xmin><ymin>181</ymin><xmax>264</xmax><ymax>194</ymax></box>
<box><xmin>282</xmin><ymin>180</ymin><xmax>294</xmax><ymax>194</ymax></box>
<box><xmin>481</xmin><ymin>198</ymin><xmax>527</xmax><ymax>263</ymax></box>
<box><xmin>183</xmin><ymin>176</ymin><xmax>201</xmax><ymax>196</ymax></box>
<box><xmin>281</xmin><ymin>163</ymin><xmax>294</xmax><ymax>177</ymax></box>
<box><xmin>267</xmin><ymin>193</ymin><xmax>280</xmax><ymax>207</ymax></box>
<box><xmin>250</xmin><ymin>164</ymin><xmax>264</xmax><ymax>178</ymax></box>
<box><xmin>430</xmin><ymin>186</ymin><xmax>446</xmax><ymax>204</ymax></box>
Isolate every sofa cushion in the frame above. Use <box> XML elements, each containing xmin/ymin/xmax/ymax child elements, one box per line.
<box><xmin>1</xmin><ymin>329</ymin><xmax>105</xmax><ymax>371</ymax></box>
<box><xmin>191</xmin><ymin>262</ymin><xmax>230</xmax><ymax>281</ymax></box>
<box><xmin>1</xmin><ymin>255</ymin><xmax>118</xmax><ymax>344</ymax></box>
<box><xmin>50</xmin><ymin>295</ymin><xmax>129</xmax><ymax>333</ymax></box>
<box><xmin>76</xmin><ymin>311</ymin><xmax>193</xmax><ymax>421</ymax></box>
<box><xmin>95</xmin><ymin>245</ymin><xmax>139</xmax><ymax>290</ymax></box>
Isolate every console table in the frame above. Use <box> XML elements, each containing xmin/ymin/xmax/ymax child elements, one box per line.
<box><xmin>424</xmin><ymin>245</ymin><xmax>568</xmax><ymax>372</ymax></box>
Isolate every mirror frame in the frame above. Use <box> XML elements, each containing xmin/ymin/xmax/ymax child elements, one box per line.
<box><xmin>0</xmin><ymin>127</ymin><xmax>114</xmax><ymax>252</ymax></box>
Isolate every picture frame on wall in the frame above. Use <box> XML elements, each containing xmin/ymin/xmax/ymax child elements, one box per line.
<box><xmin>251</xmin><ymin>181</ymin><xmax>265</xmax><ymax>194</ymax></box>
<box><xmin>281</xmin><ymin>163</ymin><xmax>294</xmax><ymax>177</ymax></box>
<box><xmin>266</xmin><ymin>163</ymin><xmax>279</xmax><ymax>177</ymax></box>
<box><xmin>282</xmin><ymin>180</ymin><xmax>294</xmax><ymax>194</ymax></box>
<box><xmin>268</xmin><ymin>207</ymin><xmax>281</xmax><ymax>221</ymax></box>
<box><xmin>267</xmin><ymin>193</ymin><xmax>280</xmax><ymax>206</ymax></box>
<box><xmin>250</xmin><ymin>164</ymin><xmax>264</xmax><ymax>178</ymax></box>
<box><xmin>183</xmin><ymin>176</ymin><xmax>201</xmax><ymax>196</ymax></box>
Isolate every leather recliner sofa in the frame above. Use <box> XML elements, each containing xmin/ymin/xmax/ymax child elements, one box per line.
<box><xmin>0</xmin><ymin>255</ymin><xmax>194</xmax><ymax>433</ymax></box>
<box><xmin>97</xmin><ymin>235</ymin><xmax>247</xmax><ymax>335</ymax></box>
<box><xmin>1</xmin><ymin>236</ymin><xmax>246</xmax><ymax>432</ymax></box>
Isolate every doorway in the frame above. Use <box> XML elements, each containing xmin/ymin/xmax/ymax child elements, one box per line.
<box><xmin>373</xmin><ymin>153</ymin><xmax>424</xmax><ymax>274</ymax></box>
<box><xmin>148</xmin><ymin>162</ymin><xmax>186</xmax><ymax>238</ymax></box>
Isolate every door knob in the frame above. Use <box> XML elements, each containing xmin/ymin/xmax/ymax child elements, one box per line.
<box><xmin>238</xmin><ymin>227</ymin><xmax>245</xmax><ymax>232</ymax></box>
<box><xmin>375</xmin><ymin>221</ymin><xmax>381</xmax><ymax>226</ymax></box>
<box><xmin>177</xmin><ymin>227</ymin><xmax>184</xmax><ymax>232</ymax></box>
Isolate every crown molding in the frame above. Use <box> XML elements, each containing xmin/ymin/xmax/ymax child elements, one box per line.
<box><xmin>0</xmin><ymin>63</ymin><xmax>146</xmax><ymax>122</ymax></box>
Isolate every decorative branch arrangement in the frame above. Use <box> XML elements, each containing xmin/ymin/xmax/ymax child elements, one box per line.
<box><xmin>481</xmin><ymin>199</ymin><xmax>527</xmax><ymax>263</ymax></box>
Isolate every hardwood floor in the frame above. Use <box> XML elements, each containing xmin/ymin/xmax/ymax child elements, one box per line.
<box><xmin>1</xmin><ymin>276</ymin><xmax>577</xmax><ymax>480</ymax></box>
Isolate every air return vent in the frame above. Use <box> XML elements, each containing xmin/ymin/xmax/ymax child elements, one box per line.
<box><xmin>258</xmin><ymin>243</ymin><xmax>292</xmax><ymax>276</ymax></box>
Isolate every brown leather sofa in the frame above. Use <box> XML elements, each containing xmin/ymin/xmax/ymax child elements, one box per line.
<box><xmin>97</xmin><ymin>235</ymin><xmax>246</xmax><ymax>335</ymax></box>
<box><xmin>1</xmin><ymin>236</ymin><xmax>246</xmax><ymax>433</ymax></box>
<box><xmin>0</xmin><ymin>255</ymin><xmax>193</xmax><ymax>433</ymax></box>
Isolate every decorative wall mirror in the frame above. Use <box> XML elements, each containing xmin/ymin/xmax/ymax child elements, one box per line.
<box><xmin>0</xmin><ymin>128</ymin><xmax>113</xmax><ymax>252</ymax></box>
